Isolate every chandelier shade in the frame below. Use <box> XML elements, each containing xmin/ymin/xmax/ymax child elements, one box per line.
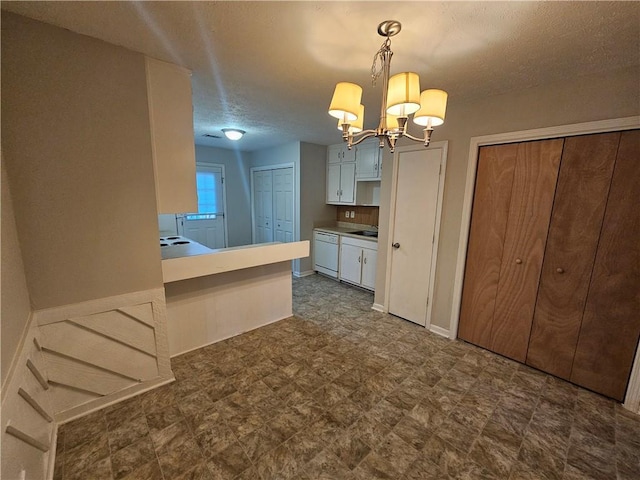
<box><xmin>328</xmin><ymin>82</ymin><xmax>362</xmax><ymax>122</ymax></box>
<box><xmin>413</xmin><ymin>89</ymin><xmax>448</xmax><ymax>127</ymax></box>
<box><xmin>386</xmin><ymin>72</ymin><xmax>421</xmax><ymax>117</ymax></box>
<box><xmin>328</xmin><ymin>20</ymin><xmax>447</xmax><ymax>152</ymax></box>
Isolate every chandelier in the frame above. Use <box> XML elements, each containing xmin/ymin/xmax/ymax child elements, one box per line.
<box><xmin>328</xmin><ymin>20</ymin><xmax>447</xmax><ymax>153</ymax></box>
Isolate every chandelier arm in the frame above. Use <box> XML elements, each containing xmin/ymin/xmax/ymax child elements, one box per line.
<box><xmin>402</xmin><ymin>127</ymin><xmax>435</xmax><ymax>147</ymax></box>
<box><xmin>401</xmin><ymin>132</ymin><xmax>425</xmax><ymax>142</ymax></box>
<box><xmin>347</xmin><ymin>130</ymin><xmax>378</xmax><ymax>148</ymax></box>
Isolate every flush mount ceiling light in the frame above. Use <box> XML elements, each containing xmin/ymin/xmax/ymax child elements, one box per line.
<box><xmin>328</xmin><ymin>20</ymin><xmax>448</xmax><ymax>153</ymax></box>
<box><xmin>221</xmin><ymin>128</ymin><xmax>246</xmax><ymax>141</ymax></box>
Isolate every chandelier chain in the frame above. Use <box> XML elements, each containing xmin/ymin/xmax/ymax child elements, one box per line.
<box><xmin>370</xmin><ymin>37</ymin><xmax>391</xmax><ymax>87</ymax></box>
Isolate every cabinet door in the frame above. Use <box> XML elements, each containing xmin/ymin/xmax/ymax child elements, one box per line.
<box><xmin>340</xmin><ymin>244</ymin><xmax>362</xmax><ymax>285</ymax></box>
<box><xmin>490</xmin><ymin>139</ymin><xmax>563</xmax><ymax>362</ymax></box>
<box><xmin>339</xmin><ymin>163</ymin><xmax>356</xmax><ymax>204</ymax></box>
<box><xmin>458</xmin><ymin>144</ymin><xmax>517</xmax><ymax>349</ymax></box>
<box><xmin>356</xmin><ymin>143</ymin><xmax>380</xmax><ymax>179</ymax></box>
<box><xmin>571</xmin><ymin>129</ymin><xmax>640</xmax><ymax>401</ymax></box>
<box><xmin>343</xmin><ymin>146</ymin><xmax>356</xmax><ymax>163</ymax></box>
<box><xmin>328</xmin><ymin>144</ymin><xmax>343</xmax><ymax>164</ymax></box>
<box><xmin>527</xmin><ymin>133</ymin><xmax>619</xmax><ymax>379</ymax></box>
<box><xmin>327</xmin><ymin>164</ymin><xmax>341</xmax><ymax>203</ymax></box>
<box><xmin>361</xmin><ymin>248</ymin><xmax>377</xmax><ymax>290</ymax></box>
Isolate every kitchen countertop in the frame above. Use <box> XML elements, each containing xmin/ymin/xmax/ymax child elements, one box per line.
<box><xmin>162</xmin><ymin>241</ymin><xmax>310</xmax><ymax>283</ymax></box>
<box><xmin>314</xmin><ymin>226</ymin><xmax>378</xmax><ymax>242</ymax></box>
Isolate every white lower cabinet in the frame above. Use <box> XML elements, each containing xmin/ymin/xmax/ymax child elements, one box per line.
<box><xmin>339</xmin><ymin>236</ymin><xmax>377</xmax><ymax>290</ymax></box>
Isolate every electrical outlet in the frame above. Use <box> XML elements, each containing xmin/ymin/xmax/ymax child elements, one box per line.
<box><xmin>344</xmin><ymin>211</ymin><xmax>349</xmax><ymax>218</ymax></box>
<box><xmin>350</xmin><ymin>211</ymin><xmax>355</xmax><ymax>218</ymax></box>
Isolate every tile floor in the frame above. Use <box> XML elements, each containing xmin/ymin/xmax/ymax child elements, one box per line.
<box><xmin>54</xmin><ymin>274</ymin><xmax>640</xmax><ymax>479</ymax></box>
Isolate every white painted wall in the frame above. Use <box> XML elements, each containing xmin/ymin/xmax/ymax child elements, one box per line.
<box><xmin>374</xmin><ymin>65</ymin><xmax>640</xmax><ymax>334</ymax></box>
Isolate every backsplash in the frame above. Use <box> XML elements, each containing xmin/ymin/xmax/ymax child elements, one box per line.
<box><xmin>336</xmin><ymin>206</ymin><xmax>379</xmax><ymax>227</ymax></box>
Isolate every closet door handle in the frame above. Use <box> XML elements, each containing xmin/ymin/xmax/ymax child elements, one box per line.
<box><xmin>392</xmin><ymin>243</ymin><xmax>400</xmax><ymax>249</ymax></box>
<box><xmin>556</xmin><ymin>267</ymin><xmax>565</xmax><ymax>274</ymax></box>
<box><xmin>515</xmin><ymin>258</ymin><xmax>523</xmax><ymax>264</ymax></box>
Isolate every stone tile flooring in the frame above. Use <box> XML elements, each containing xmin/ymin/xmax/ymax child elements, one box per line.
<box><xmin>54</xmin><ymin>274</ymin><xmax>640</xmax><ymax>479</ymax></box>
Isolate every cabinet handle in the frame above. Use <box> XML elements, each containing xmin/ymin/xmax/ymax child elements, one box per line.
<box><xmin>515</xmin><ymin>258</ymin><xmax>522</xmax><ymax>264</ymax></box>
<box><xmin>556</xmin><ymin>267</ymin><xmax>565</xmax><ymax>274</ymax></box>
<box><xmin>358</xmin><ymin>256</ymin><xmax>361</xmax><ymax>263</ymax></box>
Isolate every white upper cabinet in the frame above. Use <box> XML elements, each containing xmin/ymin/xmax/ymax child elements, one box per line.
<box><xmin>146</xmin><ymin>57</ymin><xmax>197</xmax><ymax>214</ymax></box>
<box><xmin>355</xmin><ymin>141</ymin><xmax>382</xmax><ymax>180</ymax></box>
<box><xmin>328</xmin><ymin>143</ymin><xmax>356</xmax><ymax>164</ymax></box>
<box><xmin>326</xmin><ymin>143</ymin><xmax>356</xmax><ymax>205</ymax></box>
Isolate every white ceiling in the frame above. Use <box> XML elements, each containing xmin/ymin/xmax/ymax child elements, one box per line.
<box><xmin>3</xmin><ymin>1</ymin><xmax>639</xmax><ymax>151</ymax></box>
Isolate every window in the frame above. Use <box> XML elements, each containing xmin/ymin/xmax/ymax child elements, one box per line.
<box><xmin>185</xmin><ymin>166</ymin><xmax>223</xmax><ymax>220</ymax></box>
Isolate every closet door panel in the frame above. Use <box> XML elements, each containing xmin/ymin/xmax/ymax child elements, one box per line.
<box><xmin>527</xmin><ymin>133</ymin><xmax>619</xmax><ymax>379</ymax></box>
<box><xmin>458</xmin><ymin>144</ymin><xmax>517</xmax><ymax>349</ymax></box>
<box><xmin>491</xmin><ymin>139</ymin><xmax>564</xmax><ymax>362</ymax></box>
<box><xmin>571</xmin><ymin>129</ymin><xmax>640</xmax><ymax>401</ymax></box>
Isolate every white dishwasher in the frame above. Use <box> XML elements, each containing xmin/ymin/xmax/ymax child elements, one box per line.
<box><xmin>313</xmin><ymin>230</ymin><xmax>339</xmax><ymax>278</ymax></box>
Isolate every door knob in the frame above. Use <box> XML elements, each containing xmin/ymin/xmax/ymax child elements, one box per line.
<box><xmin>515</xmin><ymin>258</ymin><xmax>522</xmax><ymax>264</ymax></box>
<box><xmin>392</xmin><ymin>243</ymin><xmax>400</xmax><ymax>249</ymax></box>
<box><xmin>556</xmin><ymin>267</ymin><xmax>565</xmax><ymax>274</ymax></box>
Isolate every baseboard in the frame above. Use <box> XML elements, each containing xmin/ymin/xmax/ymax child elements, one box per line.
<box><xmin>169</xmin><ymin>313</ymin><xmax>292</xmax><ymax>358</ymax></box>
<box><xmin>55</xmin><ymin>375</ymin><xmax>174</xmax><ymax>425</ymax></box>
<box><xmin>293</xmin><ymin>270</ymin><xmax>315</xmax><ymax>278</ymax></box>
<box><xmin>429</xmin><ymin>324</ymin><xmax>451</xmax><ymax>339</ymax></box>
<box><xmin>372</xmin><ymin>303</ymin><xmax>385</xmax><ymax>313</ymax></box>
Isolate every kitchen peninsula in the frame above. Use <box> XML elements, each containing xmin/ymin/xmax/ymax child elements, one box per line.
<box><xmin>162</xmin><ymin>240</ymin><xmax>309</xmax><ymax>356</ymax></box>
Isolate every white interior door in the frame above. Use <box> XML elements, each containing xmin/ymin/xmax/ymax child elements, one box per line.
<box><xmin>252</xmin><ymin>170</ymin><xmax>274</xmax><ymax>243</ymax></box>
<box><xmin>179</xmin><ymin>164</ymin><xmax>226</xmax><ymax>249</ymax></box>
<box><xmin>252</xmin><ymin>166</ymin><xmax>294</xmax><ymax>245</ymax></box>
<box><xmin>388</xmin><ymin>146</ymin><xmax>445</xmax><ymax>326</ymax></box>
<box><xmin>273</xmin><ymin>167</ymin><xmax>294</xmax><ymax>243</ymax></box>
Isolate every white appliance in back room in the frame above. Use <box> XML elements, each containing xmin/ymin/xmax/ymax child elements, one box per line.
<box><xmin>313</xmin><ymin>231</ymin><xmax>339</xmax><ymax>278</ymax></box>
<box><xmin>158</xmin><ymin>214</ymin><xmax>179</xmax><ymax>236</ymax></box>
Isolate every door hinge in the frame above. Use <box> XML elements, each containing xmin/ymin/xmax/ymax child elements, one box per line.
<box><xmin>221</xmin><ymin>177</ymin><xmax>225</xmax><ymax>184</ymax></box>
<box><xmin>439</xmin><ymin>164</ymin><xmax>442</xmax><ymax>175</ymax></box>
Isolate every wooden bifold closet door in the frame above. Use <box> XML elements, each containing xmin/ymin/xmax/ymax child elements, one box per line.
<box><xmin>570</xmin><ymin>130</ymin><xmax>640</xmax><ymax>401</ymax></box>
<box><xmin>459</xmin><ymin>138</ymin><xmax>564</xmax><ymax>362</ymax></box>
<box><xmin>526</xmin><ymin>133</ymin><xmax>620</xmax><ymax>379</ymax></box>
<box><xmin>459</xmin><ymin>129</ymin><xmax>640</xmax><ymax>401</ymax></box>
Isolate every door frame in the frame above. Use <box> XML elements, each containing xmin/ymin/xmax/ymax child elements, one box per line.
<box><xmin>449</xmin><ymin>116</ymin><xmax>640</xmax><ymax>412</ymax></box>
<box><xmin>384</xmin><ymin>141</ymin><xmax>448</xmax><ymax>331</ymax></box>
<box><xmin>250</xmin><ymin>162</ymin><xmax>296</xmax><ymax>244</ymax></box>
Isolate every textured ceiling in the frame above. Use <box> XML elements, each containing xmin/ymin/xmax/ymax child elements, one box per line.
<box><xmin>3</xmin><ymin>1</ymin><xmax>639</xmax><ymax>151</ymax></box>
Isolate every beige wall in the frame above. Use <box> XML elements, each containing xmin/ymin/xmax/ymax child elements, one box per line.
<box><xmin>1</xmin><ymin>13</ymin><xmax>163</xmax><ymax>309</ymax></box>
<box><xmin>375</xmin><ymin>66</ymin><xmax>640</xmax><ymax>332</ymax></box>
<box><xmin>1</xmin><ymin>160</ymin><xmax>32</xmax><ymax>389</ymax></box>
